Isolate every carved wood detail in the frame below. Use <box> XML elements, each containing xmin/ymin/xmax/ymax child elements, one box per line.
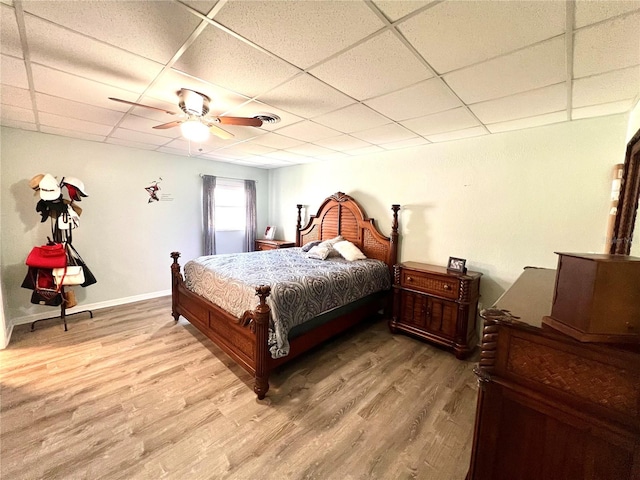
<box><xmin>507</xmin><ymin>336</ymin><xmax>639</xmax><ymax>415</ymax></box>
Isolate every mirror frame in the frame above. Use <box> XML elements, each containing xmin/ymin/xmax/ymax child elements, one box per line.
<box><xmin>609</xmin><ymin>128</ymin><xmax>640</xmax><ymax>255</ymax></box>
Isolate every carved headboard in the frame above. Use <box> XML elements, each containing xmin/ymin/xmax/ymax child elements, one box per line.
<box><xmin>296</xmin><ymin>192</ymin><xmax>400</xmax><ymax>269</ymax></box>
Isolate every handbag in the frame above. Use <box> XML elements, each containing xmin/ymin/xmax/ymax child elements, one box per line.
<box><xmin>30</xmin><ymin>269</ymin><xmax>63</xmax><ymax>306</ymax></box>
<box><xmin>67</xmin><ymin>244</ymin><xmax>97</xmax><ymax>287</ymax></box>
<box><xmin>64</xmin><ymin>289</ymin><xmax>78</xmax><ymax>308</ymax></box>
<box><xmin>53</xmin><ymin>266</ymin><xmax>85</xmax><ymax>286</ymax></box>
<box><xmin>25</xmin><ymin>243</ymin><xmax>67</xmax><ymax>268</ymax></box>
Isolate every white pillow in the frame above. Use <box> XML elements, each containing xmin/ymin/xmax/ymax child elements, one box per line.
<box><xmin>317</xmin><ymin>235</ymin><xmax>343</xmax><ymax>248</ymax></box>
<box><xmin>333</xmin><ymin>240</ymin><xmax>366</xmax><ymax>261</ymax></box>
<box><xmin>307</xmin><ymin>245</ymin><xmax>333</xmax><ymax>260</ymax></box>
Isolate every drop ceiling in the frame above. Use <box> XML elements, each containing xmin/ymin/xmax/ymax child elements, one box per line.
<box><xmin>1</xmin><ymin>0</ymin><xmax>639</xmax><ymax>169</ymax></box>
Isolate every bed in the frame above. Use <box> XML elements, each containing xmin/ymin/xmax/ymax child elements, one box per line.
<box><xmin>170</xmin><ymin>192</ymin><xmax>400</xmax><ymax>399</ymax></box>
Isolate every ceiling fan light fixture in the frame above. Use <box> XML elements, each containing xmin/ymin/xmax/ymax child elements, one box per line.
<box><xmin>180</xmin><ymin>118</ymin><xmax>210</xmax><ymax>142</ymax></box>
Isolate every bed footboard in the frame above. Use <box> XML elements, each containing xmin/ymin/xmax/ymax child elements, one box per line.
<box><xmin>170</xmin><ymin>252</ymin><xmax>272</xmax><ymax>399</ymax></box>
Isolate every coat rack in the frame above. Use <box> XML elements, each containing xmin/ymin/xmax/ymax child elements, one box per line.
<box><xmin>25</xmin><ymin>174</ymin><xmax>95</xmax><ymax>331</ymax></box>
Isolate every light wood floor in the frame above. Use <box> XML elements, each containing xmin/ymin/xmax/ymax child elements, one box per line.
<box><xmin>1</xmin><ymin>297</ymin><xmax>479</xmax><ymax>480</ymax></box>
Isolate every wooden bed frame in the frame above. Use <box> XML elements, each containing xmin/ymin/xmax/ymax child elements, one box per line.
<box><xmin>170</xmin><ymin>192</ymin><xmax>400</xmax><ymax>399</ymax></box>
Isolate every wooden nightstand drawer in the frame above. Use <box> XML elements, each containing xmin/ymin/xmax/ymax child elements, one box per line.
<box><xmin>400</xmin><ymin>269</ymin><xmax>458</xmax><ymax>300</ymax></box>
<box><xmin>255</xmin><ymin>239</ymin><xmax>295</xmax><ymax>251</ymax></box>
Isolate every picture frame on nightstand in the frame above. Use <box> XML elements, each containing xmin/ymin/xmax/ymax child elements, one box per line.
<box><xmin>447</xmin><ymin>256</ymin><xmax>467</xmax><ymax>273</ymax></box>
<box><xmin>264</xmin><ymin>225</ymin><xmax>276</xmax><ymax>240</ymax></box>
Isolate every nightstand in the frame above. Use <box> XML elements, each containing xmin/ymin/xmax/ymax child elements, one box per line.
<box><xmin>390</xmin><ymin>261</ymin><xmax>482</xmax><ymax>359</ymax></box>
<box><xmin>254</xmin><ymin>239</ymin><xmax>295</xmax><ymax>251</ymax></box>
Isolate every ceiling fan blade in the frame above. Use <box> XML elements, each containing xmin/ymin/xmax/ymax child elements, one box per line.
<box><xmin>215</xmin><ymin>116</ymin><xmax>263</xmax><ymax>127</ymax></box>
<box><xmin>153</xmin><ymin>120</ymin><xmax>183</xmax><ymax>129</ymax></box>
<box><xmin>108</xmin><ymin>97</ymin><xmax>177</xmax><ymax>115</ymax></box>
<box><xmin>208</xmin><ymin>123</ymin><xmax>234</xmax><ymax>140</ymax></box>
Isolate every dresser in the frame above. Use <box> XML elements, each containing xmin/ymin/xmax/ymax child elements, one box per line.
<box><xmin>467</xmin><ymin>267</ymin><xmax>640</xmax><ymax>480</ymax></box>
<box><xmin>390</xmin><ymin>261</ymin><xmax>482</xmax><ymax>359</ymax></box>
<box><xmin>254</xmin><ymin>239</ymin><xmax>295</xmax><ymax>251</ymax></box>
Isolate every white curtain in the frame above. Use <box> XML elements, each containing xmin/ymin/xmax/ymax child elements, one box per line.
<box><xmin>244</xmin><ymin>180</ymin><xmax>257</xmax><ymax>252</ymax></box>
<box><xmin>202</xmin><ymin>175</ymin><xmax>216</xmax><ymax>255</ymax></box>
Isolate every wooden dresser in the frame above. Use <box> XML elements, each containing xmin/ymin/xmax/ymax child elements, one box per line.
<box><xmin>390</xmin><ymin>261</ymin><xmax>482</xmax><ymax>359</ymax></box>
<box><xmin>467</xmin><ymin>267</ymin><xmax>640</xmax><ymax>480</ymax></box>
<box><xmin>254</xmin><ymin>239</ymin><xmax>295</xmax><ymax>251</ymax></box>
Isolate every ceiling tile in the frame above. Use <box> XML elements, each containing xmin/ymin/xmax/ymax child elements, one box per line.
<box><xmin>364</xmin><ymin>77</ymin><xmax>462</xmax><ymax>121</ymax></box>
<box><xmin>398</xmin><ymin>0</ymin><xmax>565</xmax><ymax>74</ymax></box>
<box><xmin>39</xmin><ymin>111</ymin><xmax>114</xmax><ymax>136</ymax></box>
<box><xmin>24</xmin><ymin>16</ymin><xmax>164</xmax><ymax>94</ymax></box>
<box><xmin>381</xmin><ymin>137</ymin><xmax>430</xmax><ymax>150</ymax></box>
<box><xmin>257</xmin><ymin>73</ymin><xmax>355</xmax><ymax>118</ymax></box>
<box><xmin>310</xmin><ymin>30</ymin><xmax>432</xmax><ymax>100</ymax></box>
<box><xmin>30</xmin><ymin>64</ymin><xmax>143</xmax><ymax>111</ymax></box>
<box><xmin>21</xmin><ymin>0</ymin><xmax>203</xmax><ymax>64</ymax></box>
<box><xmin>1</xmin><ymin>104</ymin><xmax>35</xmax><ymax>123</ymax></box>
<box><xmin>444</xmin><ymin>37</ymin><xmax>566</xmax><ymax>103</ymax></box>
<box><xmin>470</xmin><ymin>83</ymin><xmax>567</xmax><ymax>124</ymax></box>
<box><xmin>1</xmin><ymin>85</ymin><xmax>31</xmax><ymax>108</ymax></box>
<box><xmin>1</xmin><ymin>4</ymin><xmax>22</xmax><ymax>58</ymax></box>
<box><xmin>315</xmin><ymin>151</ymin><xmax>352</xmax><ymax>162</ymax></box>
<box><xmin>400</xmin><ymin>107</ymin><xmax>480</xmax><ymax>136</ymax></box>
<box><xmin>214</xmin><ymin>0</ymin><xmax>385</xmax><ymax>69</ymax></box>
<box><xmin>573</xmin><ymin>66</ymin><xmax>640</xmax><ymax>108</ymax></box>
<box><xmin>573</xmin><ymin>12</ymin><xmax>640</xmax><ymax>78</ymax></box>
<box><xmin>574</xmin><ymin>0</ymin><xmax>640</xmax><ymax>28</ymax></box>
<box><xmin>219</xmin><ymin>142</ymin><xmax>276</xmax><ymax>156</ymax></box>
<box><xmin>110</xmin><ymin>127</ymin><xmax>176</xmax><ymax>146</ymax></box>
<box><xmin>487</xmin><ymin>111</ymin><xmax>567</xmax><ymax>133</ymax></box>
<box><xmin>313</xmin><ymin>134</ymin><xmax>372</xmax><ymax>151</ymax></box>
<box><xmin>248</xmin><ymin>132</ymin><xmax>304</xmax><ymax>149</ymax></box>
<box><xmin>264</xmin><ymin>150</ymin><xmax>305</xmax><ymax>163</ymax></box>
<box><xmin>351</xmin><ymin>123</ymin><xmax>416</xmax><ymax>144</ymax></box>
<box><xmin>173</xmin><ymin>24</ymin><xmax>301</xmax><ymax>98</ymax></box>
<box><xmin>426</xmin><ymin>126</ymin><xmax>487</xmax><ymax>143</ymax></box>
<box><xmin>572</xmin><ymin>99</ymin><xmax>634</xmax><ymax>120</ymax></box>
<box><xmin>347</xmin><ymin>145</ymin><xmax>385</xmax><ymax>156</ymax></box>
<box><xmin>39</xmin><ymin>125</ymin><xmax>106</xmax><ymax>142</ymax></box>
<box><xmin>371</xmin><ymin>1</ymin><xmax>431</xmax><ymax>22</ymax></box>
<box><xmin>35</xmin><ymin>93</ymin><xmax>126</xmax><ymax>126</ymax></box>
<box><xmin>286</xmin><ymin>143</ymin><xmax>336</xmax><ymax>157</ymax></box>
<box><xmin>180</xmin><ymin>1</ymin><xmax>217</xmax><ymax>15</ymax></box>
<box><xmin>313</xmin><ymin>104</ymin><xmax>390</xmax><ymax>133</ymax></box>
<box><xmin>1</xmin><ymin>54</ymin><xmax>29</xmax><ymax>88</ymax></box>
<box><xmin>276</xmin><ymin>120</ymin><xmax>341</xmax><ymax>142</ymax></box>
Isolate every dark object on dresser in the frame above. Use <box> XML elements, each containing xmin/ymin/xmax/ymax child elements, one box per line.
<box><xmin>467</xmin><ymin>267</ymin><xmax>640</xmax><ymax>480</ymax></box>
<box><xmin>390</xmin><ymin>261</ymin><xmax>481</xmax><ymax>359</ymax></box>
<box><xmin>254</xmin><ymin>239</ymin><xmax>295</xmax><ymax>251</ymax></box>
<box><xmin>542</xmin><ymin>252</ymin><xmax>640</xmax><ymax>343</ymax></box>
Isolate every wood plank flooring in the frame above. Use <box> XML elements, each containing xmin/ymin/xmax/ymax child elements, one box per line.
<box><xmin>0</xmin><ymin>297</ymin><xmax>479</xmax><ymax>480</ymax></box>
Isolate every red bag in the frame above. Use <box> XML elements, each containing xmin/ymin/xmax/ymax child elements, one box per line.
<box><xmin>25</xmin><ymin>243</ymin><xmax>67</xmax><ymax>268</ymax></box>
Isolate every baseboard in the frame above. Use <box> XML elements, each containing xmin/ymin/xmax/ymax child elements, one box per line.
<box><xmin>8</xmin><ymin>289</ymin><xmax>171</xmax><ymax>330</ymax></box>
<box><xmin>1</xmin><ymin>323</ymin><xmax>13</xmax><ymax>349</ymax></box>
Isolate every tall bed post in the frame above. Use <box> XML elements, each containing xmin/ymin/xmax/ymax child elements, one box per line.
<box><xmin>296</xmin><ymin>204</ymin><xmax>303</xmax><ymax>246</ymax></box>
<box><xmin>390</xmin><ymin>204</ymin><xmax>400</xmax><ymax>269</ymax></box>
<box><xmin>170</xmin><ymin>252</ymin><xmax>181</xmax><ymax>322</ymax></box>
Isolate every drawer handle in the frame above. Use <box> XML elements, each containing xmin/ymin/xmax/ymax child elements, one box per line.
<box><xmin>443</xmin><ymin>284</ymin><xmax>451</xmax><ymax>290</ymax></box>
<box><xmin>407</xmin><ymin>276</ymin><xmax>413</xmax><ymax>282</ymax></box>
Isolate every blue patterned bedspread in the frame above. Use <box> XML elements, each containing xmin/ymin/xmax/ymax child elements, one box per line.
<box><xmin>183</xmin><ymin>247</ymin><xmax>391</xmax><ymax>358</ymax></box>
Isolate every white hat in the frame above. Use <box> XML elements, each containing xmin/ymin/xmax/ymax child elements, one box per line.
<box><xmin>38</xmin><ymin>174</ymin><xmax>61</xmax><ymax>201</ymax></box>
<box><xmin>61</xmin><ymin>176</ymin><xmax>88</xmax><ymax>200</ymax></box>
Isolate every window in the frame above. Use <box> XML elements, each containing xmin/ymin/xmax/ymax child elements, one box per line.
<box><xmin>213</xmin><ymin>178</ymin><xmax>245</xmax><ymax>232</ymax></box>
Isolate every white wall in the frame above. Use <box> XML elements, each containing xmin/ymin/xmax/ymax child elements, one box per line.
<box><xmin>269</xmin><ymin>115</ymin><xmax>630</xmax><ymax>307</ymax></box>
<box><xmin>1</xmin><ymin>128</ymin><xmax>269</xmax><ymax>330</ymax></box>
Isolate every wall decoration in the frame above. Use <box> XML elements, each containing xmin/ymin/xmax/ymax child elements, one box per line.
<box><xmin>145</xmin><ymin>177</ymin><xmax>174</xmax><ymax>203</ymax></box>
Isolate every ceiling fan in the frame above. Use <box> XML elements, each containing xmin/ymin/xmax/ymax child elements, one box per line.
<box><xmin>109</xmin><ymin>88</ymin><xmax>280</xmax><ymax>141</ymax></box>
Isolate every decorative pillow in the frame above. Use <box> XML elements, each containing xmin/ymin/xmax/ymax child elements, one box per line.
<box><xmin>318</xmin><ymin>235</ymin><xmax>343</xmax><ymax>248</ymax></box>
<box><xmin>307</xmin><ymin>245</ymin><xmax>333</xmax><ymax>260</ymax></box>
<box><xmin>301</xmin><ymin>240</ymin><xmax>321</xmax><ymax>252</ymax></box>
<box><xmin>333</xmin><ymin>240</ymin><xmax>367</xmax><ymax>261</ymax></box>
